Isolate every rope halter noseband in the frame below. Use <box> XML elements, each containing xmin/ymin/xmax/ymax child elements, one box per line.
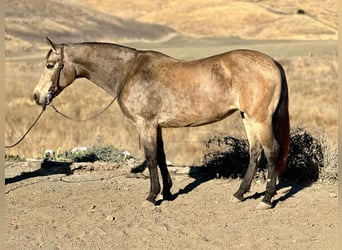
<box><xmin>47</xmin><ymin>45</ymin><xmax>64</xmax><ymax>104</ymax></box>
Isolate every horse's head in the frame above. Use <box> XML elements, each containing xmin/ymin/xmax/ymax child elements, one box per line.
<box><xmin>33</xmin><ymin>37</ymin><xmax>76</xmax><ymax>107</ymax></box>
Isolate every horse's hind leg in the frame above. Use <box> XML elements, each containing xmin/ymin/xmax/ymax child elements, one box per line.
<box><xmin>255</xmin><ymin>121</ymin><xmax>280</xmax><ymax>210</ymax></box>
<box><xmin>139</xmin><ymin>125</ymin><xmax>161</xmax><ymax>204</ymax></box>
<box><xmin>157</xmin><ymin>127</ymin><xmax>173</xmax><ymax>200</ymax></box>
<box><xmin>233</xmin><ymin>117</ymin><xmax>263</xmax><ymax>202</ymax></box>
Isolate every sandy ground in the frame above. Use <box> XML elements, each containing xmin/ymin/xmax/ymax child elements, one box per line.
<box><xmin>5</xmin><ymin>160</ymin><xmax>337</xmax><ymax>250</ymax></box>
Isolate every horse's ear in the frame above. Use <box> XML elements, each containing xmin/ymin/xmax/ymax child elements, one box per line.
<box><xmin>46</xmin><ymin>37</ymin><xmax>57</xmax><ymax>52</ymax></box>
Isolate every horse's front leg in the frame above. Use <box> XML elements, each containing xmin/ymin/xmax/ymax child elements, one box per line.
<box><xmin>139</xmin><ymin>125</ymin><xmax>160</xmax><ymax>204</ymax></box>
<box><xmin>157</xmin><ymin>127</ymin><xmax>173</xmax><ymax>200</ymax></box>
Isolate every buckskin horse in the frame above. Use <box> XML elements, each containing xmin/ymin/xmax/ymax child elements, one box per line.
<box><xmin>33</xmin><ymin>37</ymin><xmax>290</xmax><ymax>209</ymax></box>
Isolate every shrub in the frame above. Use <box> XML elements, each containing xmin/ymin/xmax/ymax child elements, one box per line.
<box><xmin>203</xmin><ymin>127</ymin><xmax>337</xmax><ymax>183</ymax></box>
<box><xmin>43</xmin><ymin>144</ymin><xmax>135</xmax><ymax>163</ymax></box>
<box><xmin>5</xmin><ymin>154</ymin><xmax>26</xmax><ymax>162</ymax></box>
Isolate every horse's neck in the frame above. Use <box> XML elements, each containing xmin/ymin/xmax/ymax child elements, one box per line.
<box><xmin>66</xmin><ymin>43</ymin><xmax>136</xmax><ymax>96</ymax></box>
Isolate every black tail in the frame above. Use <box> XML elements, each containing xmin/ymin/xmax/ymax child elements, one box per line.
<box><xmin>273</xmin><ymin>61</ymin><xmax>290</xmax><ymax>175</ymax></box>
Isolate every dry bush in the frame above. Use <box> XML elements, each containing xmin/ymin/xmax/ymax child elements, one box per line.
<box><xmin>202</xmin><ymin>127</ymin><xmax>337</xmax><ymax>184</ymax></box>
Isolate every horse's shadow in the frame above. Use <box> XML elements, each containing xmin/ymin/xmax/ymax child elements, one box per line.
<box><xmin>5</xmin><ymin>160</ymin><xmax>78</xmax><ymax>185</ymax></box>
<box><xmin>131</xmin><ymin>159</ymin><xmax>314</xmax><ymax>208</ymax></box>
<box><xmin>242</xmin><ymin>181</ymin><xmax>308</xmax><ymax>208</ymax></box>
<box><xmin>136</xmin><ymin>129</ymin><xmax>325</xmax><ymax>207</ymax></box>
<box><xmin>168</xmin><ymin>167</ymin><xmax>313</xmax><ymax>208</ymax></box>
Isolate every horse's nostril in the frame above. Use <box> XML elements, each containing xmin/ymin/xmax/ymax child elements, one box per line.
<box><xmin>33</xmin><ymin>93</ymin><xmax>40</xmax><ymax>104</ymax></box>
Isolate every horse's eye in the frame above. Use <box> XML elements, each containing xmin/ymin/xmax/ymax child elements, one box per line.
<box><xmin>46</xmin><ymin>62</ymin><xmax>55</xmax><ymax>69</ymax></box>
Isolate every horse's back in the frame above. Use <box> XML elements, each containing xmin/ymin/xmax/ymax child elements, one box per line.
<box><xmin>120</xmin><ymin>49</ymin><xmax>283</xmax><ymax>127</ymax></box>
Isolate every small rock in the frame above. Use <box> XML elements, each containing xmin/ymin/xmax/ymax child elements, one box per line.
<box><xmin>105</xmin><ymin>215</ymin><xmax>115</xmax><ymax>221</ymax></box>
<box><xmin>329</xmin><ymin>193</ymin><xmax>337</xmax><ymax>198</ymax></box>
<box><xmin>297</xmin><ymin>9</ymin><xmax>305</xmax><ymax>15</ymax></box>
<box><xmin>71</xmin><ymin>147</ymin><xmax>87</xmax><ymax>153</ymax></box>
<box><xmin>45</xmin><ymin>149</ymin><xmax>55</xmax><ymax>157</ymax></box>
<box><xmin>122</xmin><ymin>151</ymin><xmax>131</xmax><ymax>157</ymax></box>
<box><xmin>166</xmin><ymin>160</ymin><xmax>173</xmax><ymax>166</ymax></box>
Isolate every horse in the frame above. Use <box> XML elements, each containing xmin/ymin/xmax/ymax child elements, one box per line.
<box><xmin>33</xmin><ymin>37</ymin><xmax>290</xmax><ymax>209</ymax></box>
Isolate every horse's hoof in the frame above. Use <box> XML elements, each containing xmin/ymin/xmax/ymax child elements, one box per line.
<box><xmin>256</xmin><ymin>201</ymin><xmax>272</xmax><ymax>210</ymax></box>
<box><xmin>162</xmin><ymin>191</ymin><xmax>173</xmax><ymax>201</ymax></box>
<box><xmin>230</xmin><ymin>195</ymin><xmax>243</xmax><ymax>203</ymax></box>
<box><xmin>141</xmin><ymin>199</ymin><xmax>155</xmax><ymax>208</ymax></box>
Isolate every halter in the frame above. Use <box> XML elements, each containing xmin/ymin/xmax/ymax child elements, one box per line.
<box><xmin>50</xmin><ymin>47</ymin><xmax>138</xmax><ymax>121</ymax></box>
<box><xmin>6</xmin><ymin>45</ymin><xmax>138</xmax><ymax>148</ymax></box>
<box><xmin>48</xmin><ymin>45</ymin><xmax>65</xmax><ymax>101</ymax></box>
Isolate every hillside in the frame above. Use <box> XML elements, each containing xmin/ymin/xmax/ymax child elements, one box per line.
<box><xmin>5</xmin><ymin>0</ymin><xmax>176</xmax><ymax>56</ymax></box>
<box><xmin>71</xmin><ymin>0</ymin><xmax>337</xmax><ymax>39</ymax></box>
<box><xmin>5</xmin><ymin>0</ymin><xmax>337</xmax><ymax>56</ymax></box>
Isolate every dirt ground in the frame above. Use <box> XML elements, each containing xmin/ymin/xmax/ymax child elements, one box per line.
<box><xmin>5</xmin><ymin>160</ymin><xmax>337</xmax><ymax>250</ymax></box>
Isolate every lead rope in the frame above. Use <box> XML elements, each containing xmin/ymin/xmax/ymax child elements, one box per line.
<box><xmin>4</xmin><ymin>98</ymin><xmax>115</xmax><ymax>149</ymax></box>
<box><xmin>5</xmin><ymin>49</ymin><xmax>138</xmax><ymax>148</ymax></box>
<box><xmin>5</xmin><ymin>106</ymin><xmax>46</xmax><ymax>148</ymax></box>
<box><xmin>50</xmin><ymin>97</ymin><xmax>116</xmax><ymax>122</ymax></box>
<box><xmin>50</xmin><ymin>49</ymin><xmax>138</xmax><ymax>122</ymax></box>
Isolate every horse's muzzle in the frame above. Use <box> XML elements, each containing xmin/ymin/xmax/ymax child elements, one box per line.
<box><xmin>33</xmin><ymin>91</ymin><xmax>53</xmax><ymax>107</ymax></box>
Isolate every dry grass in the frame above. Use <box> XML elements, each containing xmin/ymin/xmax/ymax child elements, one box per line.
<box><xmin>5</xmin><ymin>0</ymin><xmax>176</xmax><ymax>56</ymax></box>
<box><xmin>5</xmin><ymin>0</ymin><xmax>337</xmax><ymax>171</ymax></box>
<box><xmin>74</xmin><ymin>0</ymin><xmax>337</xmax><ymax>39</ymax></box>
<box><xmin>5</xmin><ymin>59</ymin><xmax>140</xmax><ymax>159</ymax></box>
<box><xmin>280</xmin><ymin>55</ymin><xmax>338</xmax><ymax>146</ymax></box>
<box><xmin>5</xmin><ymin>0</ymin><xmax>337</xmax><ymax>57</ymax></box>
<box><xmin>5</xmin><ymin>50</ymin><xmax>338</xmax><ymax>168</ymax></box>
